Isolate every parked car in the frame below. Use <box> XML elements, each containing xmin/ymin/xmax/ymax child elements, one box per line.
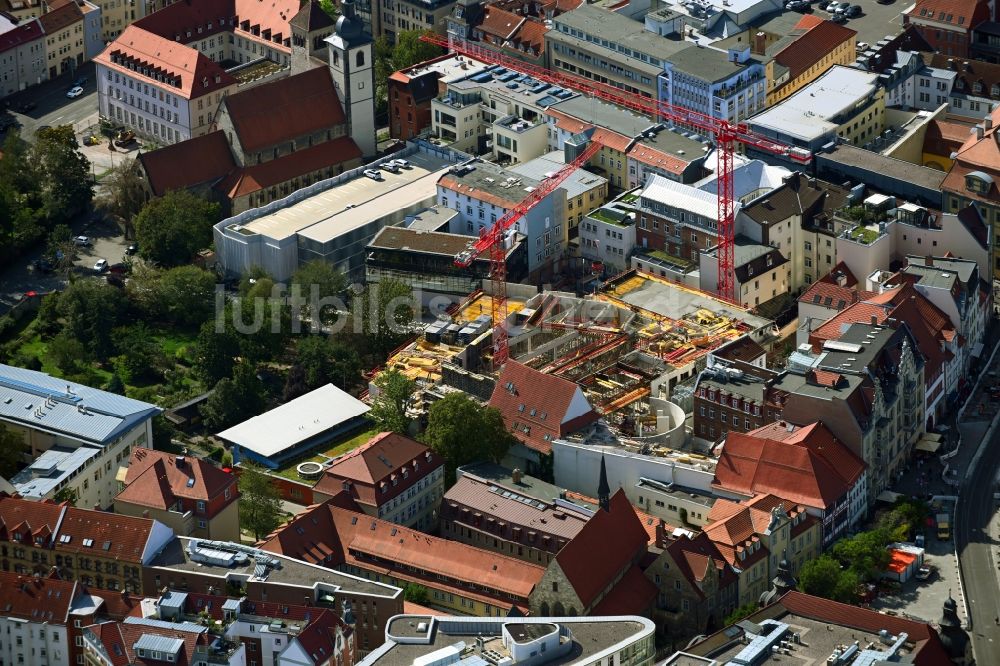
<box><xmin>380</xmin><ymin>161</ymin><xmax>400</xmax><ymax>173</ymax></box>
<box><xmin>857</xmin><ymin>41</ymin><xmax>870</xmax><ymax>52</ymax></box>
<box><xmin>73</xmin><ymin>76</ymin><xmax>87</xmax><ymax>87</ymax></box>
<box><xmin>363</xmin><ymin>168</ymin><xmax>383</xmax><ymax>180</ymax></box>
<box><xmin>15</xmin><ymin>101</ymin><xmax>36</xmax><ymax>113</ymax></box>
<box><xmin>785</xmin><ymin>0</ymin><xmax>808</xmax><ymax>9</ymax></box>
<box><xmin>845</xmin><ymin>4</ymin><xmax>862</xmax><ymax>17</ymax></box>
<box><xmin>876</xmin><ymin>0</ymin><xmax>893</xmax><ymax>4</ymax></box>
<box><xmin>73</xmin><ymin>235</ymin><xmax>91</xmax><ymax>246</ymax></box>
<box><xmin>93</xmin><ymin>259</ymin><xmax>108</xmax><ymax>272</ymax></box>
<box><xmin>65</xmin><ymin>86</ymin><xmax>84</xmax><ymax>98</ymax></box>
<box><xmin>30</xmin><ymin>258</ymin><xmax>54</xmax><ymax>273</ymax></box>
<box><xmin>915</xmin><ymin>565</ymin><xmax>935</xmax><ymax>581</ymax></box>
<box><xmin>830</xmin><ymin>13</ymin><xmax>848</xmax><ymax>22</ymax></box>
<box><xmin>915</xmin><ymin>533</ymin><xmax>925</xmax><ymax>548</ymax></box>
<box><xmin>125</xmin><ymin>243</ymin><xmax>138</xmax><ymax>256</ymax></box>
<box><xmin>833</xmin><ymin>2</ymin><xmax>851</xmax><ymax>13</ymax></box>
<box><xmin>392</xmin><ymin>158</ymin><xmax>411</xmax><ymax>169</ymax></box>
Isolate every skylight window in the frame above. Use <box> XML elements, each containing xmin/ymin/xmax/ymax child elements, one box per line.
<box><xmin>82</xmin><ymin>538</ymin><xmax>94</xmax><ymax>547</ymax></box>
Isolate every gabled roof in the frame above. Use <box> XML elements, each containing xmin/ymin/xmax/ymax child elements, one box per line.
<box><xmin>589</xmin><ymin>565</ymin><xmax>656</xmax><ymax>615</ymax></box>
<box><xmin>489</xmin><ymin>361</ymin><xmax>598</xmax><ymax>454</ymax></box>
<box><xmin>222</xmin><ymin>67</ymin><xmax>346</xmax><ymax>153</ymax></box>
<box><xmin>37</xmin><ymin>0</ymin><xmax>82</xmax><ymax>33</ymax></box>
<box><xmin>259</xmin><ymin>496</ymin><xmax>544</xmax><ymax>606</ymax></box>
<box><xmin>313</xmin><ymin>432</ymin><xmax>442</xmax><ymax>507</ymax></box>
<box><xmin>138</xmin><ymin>131</ymin><xmax>236</xmax><ymax>197</ymax></box>
<box><xmin>55</xmin><ymin>507</ymin><xmax>156</xmax><ymax>563</ymax></box>
<box><xmin>0</xmin><ymin>494</ymin><xmax>66</xmax><ymax>544</ymax></box>
<box><xmin>773</xmin><ymin>20</ymin><xmax>855</xmax><ymax>82</ymax></box>
<box><xmin>477</xmin><ymin>6</ymin><xmax>524</xmax><ymax>40</ymax></box>
<box><xmin>217</xmin><ymin>136</ymin><xmax>361</xmax><ymax>198</ymax></box>
<box><xmin>906</xmin><ymin>0</ymin><xmax>989</xmax><ymax>29</ymax></box>
<box><xmin>0</xmin><ymin>18</ymin><xmax>44</xmax><ymax>54</ymax></box>
<box><xmin>117</xmin><ymin>448</ymin><xmax>237</xmax><ymax>510</ymax></box>
<box><xmin>664</xmin><ymin>532</ymin><xmax>737</xmax><ymax>600</ymax></box>
<box><xmin>715</xmin><ymin>421</ymin><xmax>865</xmax><ymax>509</ymax></box>
<box><xmin>797</xmin><ymin>263</ymin><xmax>874</xmax><ymax>310</ymax></box>
<box><xmin>554</xmin><ymin>490</ymin><xmax>649</xmax><ymax>609</ymax></box>
<box><xmin>289</xmin><ymin>0</ymin><xmax>336</xmax><ymax>32</ymax></box>
<box><xmin>94</xmin><ymin>25</ymin><xmax>235</xmax><ymax>100</ymax></box>
<box><xmin>0</xmin><ymin>573</ymin><xmax>77</xmax><ymax>625</ymax></box>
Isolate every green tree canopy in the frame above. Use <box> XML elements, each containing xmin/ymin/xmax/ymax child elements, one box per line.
<box><xmin>832</xmin><ymin>529</ymin><xmax>892</xmax><ymax>581</ymax></box>
<box><xmin>193</xmin><ymin>319</ymin><xmax>240</xmax><ymax>385</ymax></box>
<box><xmin>403</xmin><ymin>583</ymin><xmax>430</xmax><ymax>605</ymax></box>
<box><xmin>113</xmin><ymin>322</ymin><xmax>166</xmax><ymax>383</ymax></box>
<box><xmin>292</xmin><ymin>259</ymin><xmax>346</xmax><ymax>324</ymax></box>
<box><xmin>367</xmin><ymin>368</ymin><xmax>414</xmax><ymax>434</ymax></box>
<box><xmin>361</xmin><ymin>278</ymin><xmax>414</xmax><ymax>357</ymax></box>
<box><xmin>422</xmin><ymin>392</ymin><xmax>516</xmax><ymax>481</ymax></box>
<box><xmin>799</xmin><ymin>555</ymin><xmax>859</xmax><ymax>604</ymax></box>
<box><xmin>53</xmin><ymin>486</ymin><xmax>79</xmax><ymax>505</ymax></box>
<box><xmin>94</xmin><ymin>157</ymin><xmax>146</xmax><ymax>225</ymax></box>
<box><xmin>200</xmin><ymin>364</ymin><xmax>268</xmax><ymax>431</ymax></box>
<box><xmin>134</xmin><ymin>189</ymin><xmax>218</xmax><ymax>267</ymax></box>
<box><xmin>57</xmin><ymin>279</ymin><xmax>129</xmax><ymax>359</ymax></box>
<box><xmin>32</xmin><ymin>125</ymin><xmax>93</xmax><ymax>223</ymax></box>
<box><xmin>238</xmin><ymin>462</ymin><xmax>284</xmax><ymax>540</ymax></box>
<box><xmin>374</xmin><ymin>30</ymin><xmax>443</xmax><ymax>111</ymax></box>
<box><xmin>0</xmin><ymin>423</ymin><xmax>28</xmax><ymax>479</ymax></box>
<box><xmin>156</xmin><ymin>265</ymin><xmax>218</xmax><ymax>327</ymax></box>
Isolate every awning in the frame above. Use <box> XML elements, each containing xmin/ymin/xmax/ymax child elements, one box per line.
<box><xmin>972</xmin><ymin>342</ymin><xmax>985</xmax><ymax>358</ymax></box>
<box><xmin>924</xmin><ymin>433</ymin><xmax>943</xmax><ymax>442</ymax></box>
<box><xmin>877</xmin><ymin>490</ymin><xmax>903</xmax><ymax>503</ymax></box>
<box><xmin>915</xmin><ymin>438</ymin><xmax>942</xmax><ymax>453</ymax></box>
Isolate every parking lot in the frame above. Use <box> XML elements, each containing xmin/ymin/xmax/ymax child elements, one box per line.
<box><xmin>786</xmin><ymin>0</ymin><xmax>907</xmax><ymax>53</ymax></box>
<box><xmin>870</xmin><ymin>499</ymin><xmax>964</xmax><ymax>625</ymax></box>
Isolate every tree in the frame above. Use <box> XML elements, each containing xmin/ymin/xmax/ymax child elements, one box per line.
<box><xmin>0</xmin><ymin>423</ymin><xmax>27</xmax><ymax>479</ymax></box>
<box><xmin>151</xmin><ymin>414</ymin><xmax>178</xmax><ymax>450</ymax></box>
<box><xmin>367</xmin><ymin>368</ymin><xmax>415</xmax><ymax>434</ymax></box>
<box><xmin>105</xmin><ymin>373</ymin><xmax>126</xmax><ymax>395</ymax></box>
<box><xmin>134</xmin><ymin>189</ymin><xmax>218</xmax><ymax>267</ymax></box>
<box><xmin>403</xmin><ymin>583</ymin><xmax>430</xmax><ymax>605</ymax></box>
<box><xmin>156</xmin><ymin>265</ymin><xmax>218</xmax><ymax>327</ymax></box>
<box><xmin>53</xmin><ymin>486</ymin><xmax>79</xmax><ymax>506</ymax></box>
<box><xmin>47</xmin><ymin>330</ymin><xmax>88</xmax><ymax>373</ymax></box>
<box><xmin>832</xmin><ymin>529</ymin><xmax>892</xmax><ymax>581</ymax></box>
<box><xmin>724</xmin><ymin>603</ymin><xmax>760</xmax><ymax>626</ymax></box>
<box><xmin>238</xmin><ymin>463</ymin><xmax>284</xmax><ymax>541</ymax></box>
<box><xmin>329</xmin><ymin>339</ymin><xmax>361</xmax><ymax>390</ymax></box>
<box><xmin>112</xmin><ymin>323</ymin><xmax>166</xmax><ymax>383</ymax></box>
<box><xmin>0</xmin><ymin>131</ymin><xmax>41</xmax><ymax>262</ymax></box>
<box><xmin>361</xmin><ymin>277</ymin><xmax>414</xmax><ymax>357</ymax></box>
<box><xmin>317</xmin><ymin>0</ymin><xmax>339</xmax><ymax>18</ymax></box>
<box><xmin>57</xmin><ymin>279</ymin><xmax>129</xmax><ymax>359</ymax></box>
<box><xmin>45</xmin><ymin>223</ymin><xmax>75</xmax><ymax>271</ymax></box>
<box><xmin>422</xmin><ymin>392</ymin><xmax>516</xmax><ymax>481</ymax></box>
<box><xmin>200</xmin><ymin>364</ymin><xmax>268</xmax><ymax>431</ymax></box>
<box><xmin>291</xmin><ymin>260</ymin><xmax>346</xmax><ymax>324</ymax></box>
<box><xmin>32</xmin><ymin>125</ymin><xmax>93</xmax><ymax>222</ymax></box>
<box><xmin>94</xmin><ymin>157</ymin><xmax>147</xmax><ymax>227</ymax></box>
<box><xmin>799</xmin><ymin>555</ymin><xmax>859</xmax><ymax>604</ymax></box>
<box><xmin>282</xmin><ymin>363</ymin><xmax>310</xmax><ymax>402</ymax></box>
<box><xmin>374</xmin><ymin>30</ymin><xmax>443</xmax><ymax>114</ymax></box>
<box><xmin>294</xmin><ymin>335</ymin><xmax>335</xmax><ymax>389</ymax></box>
<box><xmin>193</xmin><ymin>320</ymin><xmax>241</xmax><ymax>385</ymax></box>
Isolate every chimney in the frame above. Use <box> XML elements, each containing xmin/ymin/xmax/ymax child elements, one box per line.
<box><xmin>512</xmin><ymin>468</ymin><xmax>522</xmax><ymax>484</ymax></box>
<box><xmin>753</xmin><ymin>31</ymin><xmax>766</xmax><ymax>56</ymax></box>
<box><xmin>836</xmin><ymin>272</ymin><xmax>847</xmax><ymax>287</ymax></box>
<box><xmin>977</xmin><ymin>126</ymin><xmax>985</xmax><ymax>140</ymax></box>
<box><xmin>142</xmin><ymin>510</ymin><xmax>150</xmax><ymax>518</ymax></box>
<box><xmin>986</xmin><ymin>116</ymin><xmax>994</xmax><ymax>130</ymax></box>
<box><xmin>655</xmin><ymin>519</ymin><xmax>668</xmax><ymax>545</ymax></box>
<box><xmin>925</xmin><ymin>255</ymin><xmax>933</xmax><ymax>266</ymax></box>
<box><xmin>871</xmin><ymin>315</ymin><xmax>878</xmax><ymax>325</ymax></box>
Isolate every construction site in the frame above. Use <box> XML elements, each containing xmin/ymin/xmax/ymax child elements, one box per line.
<box><xmin>376</xmin><ymin>269</ymin><xmax>777</xmax><ymax>442</ymax></box>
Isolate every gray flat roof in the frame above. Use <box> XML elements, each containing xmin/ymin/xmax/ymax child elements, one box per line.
<box><xmin>508</xmin><ymin>151</ymin><xmax>607</xmax><ymax>199</ymax></box>
<box><xmin>440</xmin><ymin>160</ymin><xmax>541</xmax><ymax>205</ymax></box>
<box><xmin>551</xmin><ymin>5</ymin><xmax>687</xmax><ymax>66</ymax></box>
<box><xmin>150</xmin><ymin>537</ymin><xmax>399</xmax><ymax>599</ymax></box>
<box><xmin>370</xmin><ymin>616</ymin><xmax>654</xmax><ymax>666</ymax></box>
<box><xmin>236</xmin><ymin>151</ymin><xmax>452</xmax><ymax>243</ymax></box>
<box><xmin>905</xmin><ymin>256</ymin><xmax>977</xmax><ymax>284</ymax></box>
<box><xmin>550</xmin><ymin>95</ymin><xmax>656</xmax><ymax>137</ymax></box>
<box><xmin>0</xmin><ymin>364</ymin><xmax>160</xmax><ymax>445</ymax></box>
<box><xmin>666</xmin><ymin>45</ymin><xmax>761</xmax><ymax>82</ymax></box>
<box><xmin>11</xmin><ymin>445</ymin><xmax>101</xmax><ymax>498</ymax></box>
<box><xmin>818</xmin><ymin>145</ymin><xmax>947</xmax><ymax>191</ymax></box>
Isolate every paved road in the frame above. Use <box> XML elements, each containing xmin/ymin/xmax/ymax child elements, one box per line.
<box><xmin>2</xmin><ymin>62</ymin><xmax>97</xmax><ymax>139</ymax></box>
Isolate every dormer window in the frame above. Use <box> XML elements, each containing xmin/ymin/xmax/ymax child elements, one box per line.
<box><xmin>973</xmin><ymin>81</ymin><xmax>984</xmax><ymax>94</ymax></box>
<box><xmin>966</xmin><ymin>171</ymin><xmax>993</xmax><ymax>194</ymax></box>
<box><xmin>993</xmin><ymin>84</ymin><xmax>1000</xmax><ymax>98</ymax></box>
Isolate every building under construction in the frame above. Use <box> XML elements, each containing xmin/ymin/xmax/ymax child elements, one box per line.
<box><xmin>376</xmin><ymin>269</ymin><xmax>777</xmax><ymax>443</ymax></box>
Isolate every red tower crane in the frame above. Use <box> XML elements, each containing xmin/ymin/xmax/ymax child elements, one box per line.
<box><xmin>433</xmin><ymin>34</ymin><xmax>811</xmax><ymax>367</ymax></box>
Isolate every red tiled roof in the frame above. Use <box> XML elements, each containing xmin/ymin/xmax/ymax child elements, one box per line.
<box><xmin>942</xmin><ymin>107</ymin><xmax>1000</xmax><ymax>202</ymax></box>
<box><xmin>313</xmin><ymin>432</ymin><xmax>442</xmax><ymax>508</ymax></box>
<box><xmin>906</xmin><ymin>0</ymin><xmax>989</xmax><ymax>29</ymax></box>
<box><xmin>489</xmin><ymin>361</ymin><xmax>598</xmax><ymax>454</ymax></box>
<box><xmin>561</xmin><ymin>490</ymin><xmax>669</xmax><ymax>543</ymax></box>
<box><xmin>0</xmin><ymin>494</ymin><xmax>66</xmax><ymax>544</ymax></box>
<box><xmin>220</xmin><ymin>136</ymin><xmax>362</xmax><ymax>198</ymax></box>
<box><xmin>554</xmin><ymin>490</ymin><xmax>649</xmax><ymax>609</ymax></box>
<box><xmin>84</xmin><ymin>588</ymin><xmax>143</xmax><ymax>620</ymax></box>
<box><xmin>715</xmin><ymin>422</ymin><xmax>865</xmax><ymax>510</ymax></box>
<box><xmin>118</xmin><ymin>448</ymin><xmax>238</xmax><ymax>510</ymax></box>
<box><xmin>55</xmin><ymin>507</ymin><xmax>155</xmax><ymax>563</ymax></box>
<box><xmin>777</xmin><ymin>591</ymin><xmax>954</xmax><ymax>665</ymax></box>
<box><xmin>627</xmin><ymin>142</ymin><xmax>690</xmax><ymax>175</ymax></box>
<box><xmin>589</xmin><ymin>564</ymin><xmax>656</xmax><ymax>615</ymax></box>
<box><xmin>774</xmin><ymin>20</ymin><xmax>856</xmax><ymax>82</ymax></box>
<box><xmin>923</xmin><ymin>118</ymin><xmax>972</xmax><ymax>158</ymax></box>
<box><xmin>798</xmin><ymin>263</ymin><xmax>875</xmax><ymax>309</ymax></box>
<box><xmin>259</xmin><ymin>497</ymin><xmax>544</xmax><ymax>606</ymax></box>
<box><xmin>94</xmin><ymin>25</ymin><xmax>235</xmax><ymax>100</ymax></box>
<box><xmin>38</xmin><ymin>0</ymin><xmax>82</xmax><ymax>33</ymax></box>
<box><xmin>138</xmin><ymin>131</ymin><xmax>236</xmax><ymax>197</ymax></box>
<box><xmin>509</xmin><ymin>19</ymin><xmax>547</xmax><ymax>55</ymax></box>
<box><xmin>793</xmin><ymin>14</ymin><xmax>823</xmax><ymax>29</ymax></box>
<box><xmin>0</xmin><ymin>18</ymin><xmax>44</xmax><ymax>54</ymax></box>
<box><xmin>133</xmin><ymin>0</ymin><xmax>298</xmax><ymax>50</ymax></box>
<box><xmin>478</xmin><ymin>6</ymin><xmax>523</xmax><ymax>40</ymax></box>
<box><xmin>117</xmin><ymin>621</ymin><xmax>209</xmax><ymax>666</ymax></box>
<box><xmin>0</xmin><ymin>573</ymin><xmax>77</xmax><ymax>624</ymax></box>
<box><xmin>222</xmin><ymin>67</ymin><xmax>346</xmax><ymax>153</ymax></box>
<box><xmin>86</xmin><ymin>622</ymin><xmax>131</xmax><ymax>666</ymax></box>
<box><xmin>665</xmin><ymin>532</ymin><xmax>737</xmax><ymax>600</ymax></box>
<box><xmin>438</xmin><ymin>174</ymin><xmax>524</xmax><ymax>208</ymax></box>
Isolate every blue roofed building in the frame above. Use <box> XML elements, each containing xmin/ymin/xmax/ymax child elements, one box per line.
<box><xmin>0</xmin><ymin>364</ymin><xmax>161</xmax><ymax>509</ymax></box>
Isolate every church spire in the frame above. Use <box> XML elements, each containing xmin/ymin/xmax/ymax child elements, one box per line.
<box><xmin>598</xmin><ymin>455</ymin><xmax>610</xmax><ymax>512</ymax></box>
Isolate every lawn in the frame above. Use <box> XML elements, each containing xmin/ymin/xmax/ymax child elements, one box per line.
<box><xmin>847</xmin><ymin>225</ymin><xmax>880</xmax><ymax>244</ymax></box>
<box><xmin>273</xmin><ymin>426</ymin><xmax>380</xmax><ymax>482</ymax></box>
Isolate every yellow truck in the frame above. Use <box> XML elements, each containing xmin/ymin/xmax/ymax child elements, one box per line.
<box><xmin>937</xmin><ymin>513</ymin><xmax>951</xmax><ymax>540</ymax></box>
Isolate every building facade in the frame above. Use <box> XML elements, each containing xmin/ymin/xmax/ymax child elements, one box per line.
<box><xmin>0</xmin><ymin>18</ymin><xmax>47</xmax><ymax>97</ymax></box>
<box><xmin>659</xmin><ymin>46</ymin><xmax>766</xmax><ymax>125</ymax></box>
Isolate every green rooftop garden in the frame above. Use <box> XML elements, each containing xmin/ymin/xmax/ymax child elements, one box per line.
<box><xmin>589</xmin><ymin>207</ymin><xmax>631</xmax><ymax>226</ymax></box>
<box><xmin>645</xmin><ymin>250</ymin><xmax>695</xmax><ymax>270</ymax></box>
<box><xmin>847</xmin><ymin>225</ymin><xmax>880</xmax><ymax>244</ymax></box>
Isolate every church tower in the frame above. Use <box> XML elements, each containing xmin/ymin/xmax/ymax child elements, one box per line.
<box><xmin>327</xmin><ymin>0</ymin><xmax>376</xmax><ymax>157</ymax></box>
